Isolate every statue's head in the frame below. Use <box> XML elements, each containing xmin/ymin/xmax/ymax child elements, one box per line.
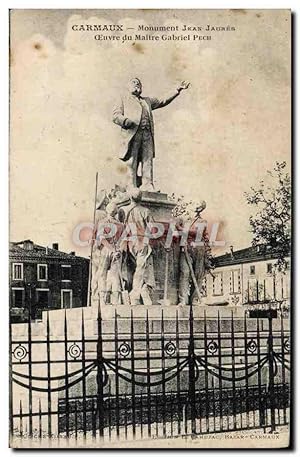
<box><xmin>195</xmin><ymin>200</ymin><xmax>206</xmax><ymax>216</ymax></box>
<box><xmin>128</xmin><ymin>78</ymin><xmax>142</xmax><ymax>96</ymax></box>
<box><xmin>106</xmin><ymin>201</ymin><xmax>118</xmax><ymax>218</ymax></box>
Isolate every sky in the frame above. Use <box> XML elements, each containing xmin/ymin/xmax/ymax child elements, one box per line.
<box><xmin>9</xmin><ymin>9</ymin><xmax>291</xmax><ymax>257</ymax></box>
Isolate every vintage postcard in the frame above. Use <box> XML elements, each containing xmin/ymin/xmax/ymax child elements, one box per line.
<box><xmin>9</xmin><ymin>9</ymin><xmax>291</xmax><ymax>448</ymax></box>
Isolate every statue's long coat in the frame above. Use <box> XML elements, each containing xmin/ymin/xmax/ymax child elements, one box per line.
<box><xmin>112</xmin><ymin>93</ymin><xmax>176</xmax><ymax>161</ymax></box>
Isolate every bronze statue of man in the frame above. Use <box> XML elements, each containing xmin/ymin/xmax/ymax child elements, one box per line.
<box><xmin>113</xmin><ymin>78</ymin><xmax>190</xmax><ymax>191</ymax></box>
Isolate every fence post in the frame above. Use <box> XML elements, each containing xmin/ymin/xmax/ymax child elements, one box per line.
<box><xmin>63</xmin><ymin>310</ymin><xmax>70</xmax><ymax>439</ymax></box>
<box><xmin>46</xmin><ymin>311</ymin><xmax>52</xmax><ymax>437</ymax></box>
<box><xmin>280</xmin><ymin>309</ymin><xmax>287</xmax><ymax>424</ymax></box>
<box><xmin>27</xmin><ymin>289</ymin><xmax>33</xmax><ymax>438</ymax></box>
<box><xmin>188</xmin><ymin>303</ymin><xmax>196</xmax><ymax>435</ymax></box>
<box><xmin>176</xmin><ymin>310</ymin><xmax>181</xmax><ymax>435</ymax></box>
<box><xmin>114</xmin><ymin>310</ymin><xmax>120</xmax><ymax>439</ymax></box>
<box><xmin>267</xmin><ymin>313</ymin><xmax>276</xmax><ymax>432</ymax></box>
<box><xmin>81</xmin><ymin>308</ymin><xmax>87</xmax><ymax>439</ymax></box>
<box><xmin>97</xmin><ymin>301</ymin><xmax>105</xmax><ymax>438</ymax></box>
<box><xmin>9</xmin><ymin>320</ymin><xmax>13</xmax><ymax>442</ymax></box>
<box><xmin>161</xmin><ymin>310</ymin><xmax>166</xmax><ymax>437</ymax></box>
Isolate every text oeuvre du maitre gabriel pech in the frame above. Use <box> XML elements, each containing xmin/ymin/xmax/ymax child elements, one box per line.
<box><xmin>70</xmin><ymin>22</ymin><xmax>237</xmax><ymax>43</ymax></box>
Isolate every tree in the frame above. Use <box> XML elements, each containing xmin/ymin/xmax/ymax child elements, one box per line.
<box><xmin>245</xmin><ymin>161</ymin><xmax>291</xmax><ymax>271</ymax></box>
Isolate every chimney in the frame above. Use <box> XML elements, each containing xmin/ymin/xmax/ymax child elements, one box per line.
<box><xmin>23</xmin><ymin>240</ymin><xmax>34</xmax><ymax>250</ymax></box>
<box><xmin>52</xmin><ymin>243</ymin><xmax>59</xmax><ymax>250</ymax></box>
<box><xmin>230</xmin><ymin>245</ymin><xmax>234</xmax><ymax>259</ymax></box>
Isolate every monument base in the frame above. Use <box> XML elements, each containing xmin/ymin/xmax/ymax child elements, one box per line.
<box><xmin>138</xmin><ymin>191</ymin><xmax>177</xmax><ymax>222</ymax></box>
<box><xmin>20</xmin><ymin>305</ymin><xmax>286</xmax><ymax>340</ymax></box>
<box><xmin>93</xmin><ymin>190</ymin><xmax>182</xmax><ymax>307</ymax></box>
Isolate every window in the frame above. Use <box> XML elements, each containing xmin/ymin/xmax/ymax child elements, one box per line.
<box><xmin>230</xmin><ymin>270</ymin><xmax>241</xmax><ymax>294</ymax></box>
<box><xmin>12</xmin><ymin>263</ymin><xmax>23</xmax><ymax>280</ymax></box>
<box><xmin>281</xmin><ymin>275</ymin><xmax>289</xmax><ymax>299</ymax></box>
<box><xmin>37</xmin><ymin>264</ymin><xmax>48</xmax><ymax>281</ymax></box>
<box><xmin>213</xmin><ymin>272</ymin><xmax>223</xmax><ymax>296</ymax></box>
<box><xmin>61</xmin><ymin>290</ymin><xmax>72</xmax><ymax>309</ymax></box>
<box><xmin>250</xmin><ymin>265</ymin><xmax>255</xmax><ymax>275</ymax></box>
<box><xmin>36</xmin><ymin>289</ymin><xmax>49</xmax><ymax>308</ymax></box>
<box><xmin>267</xmin><ymin>263</ymin><xmax>272</xmax><ymax>274</ymax></box>
<box><xmin>248</xmin><ymin>279</ymin><xmax>259</xmax><ymax>303</ymax></box>
<box><xmin>12</xmin><ymin>288</ymin><xmax>24</xmax><ymax>307</ymax></box>
<box><xmin>61</xmin><ymin>265</ymin><xmax>71</xmax><ymax>281</ymax></box>
<box><xmin>264</xmin><ymin>276</ymin><xmax>274</xmax><ymax>300</ymax></box>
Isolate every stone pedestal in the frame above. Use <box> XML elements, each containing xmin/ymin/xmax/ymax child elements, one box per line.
<box><xmin>138</xmin><ymin>191</ymin><xmax>176</xmax><ymax>222</ymax></box>
<box><xmin>143</xmin><ymin>192</ymin><xmax>179</xmax><ymax>305</ymax></box>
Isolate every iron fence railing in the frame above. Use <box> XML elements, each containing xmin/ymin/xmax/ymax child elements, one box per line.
<box><xmin>10</xmin><ymin>306</ymin><xmax>290</xmax><ymax>443</ymax></box>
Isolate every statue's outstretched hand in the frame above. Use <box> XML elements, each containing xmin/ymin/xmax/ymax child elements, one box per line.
<box><xmin>177</xmin><ymin>80</ymin><xmax>190</xmax><ymax>92</ymax></box>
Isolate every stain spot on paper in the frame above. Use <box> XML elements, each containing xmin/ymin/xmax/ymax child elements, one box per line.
<box><xmin>117</xmin><ymin>164</ymin><xmax>127</xmax><ymax>174</ymax></box>
<box><xmin>132</xmin><ymin>42</ymin><xmax>144</xmax><ymax>54</ymax></box>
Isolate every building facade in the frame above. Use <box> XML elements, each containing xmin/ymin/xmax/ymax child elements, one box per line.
<box><xmin>202</xmin><ymin>245</ymin><xmax>290</xmax><ymax>308</ymax></box>
<box><xmin>10</xmin><ymin>240</ymin><xmax>89</xmax><ymax>322</ymax></box>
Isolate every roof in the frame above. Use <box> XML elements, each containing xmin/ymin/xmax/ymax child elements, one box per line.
<box><xmin>9</xmin><ymin>240</ymin><xmax>88</xmax><ymax>263</ymax></box>
<box><xmin>214</xmin><ymin>245</ymin><xmax>289</xmax><ymax>267</ymax></box>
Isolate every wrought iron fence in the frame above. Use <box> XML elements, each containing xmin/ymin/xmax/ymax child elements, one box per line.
<box><xmin>9</xmin><ymin>306</ymin><xmax>290</xmax><ymax>444</ymax></box>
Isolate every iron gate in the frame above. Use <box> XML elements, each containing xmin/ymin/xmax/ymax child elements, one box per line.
<box><xmin>10</xmin><ymin>306</ymin><xmax>290</xmax><ymax>444</ymax></box>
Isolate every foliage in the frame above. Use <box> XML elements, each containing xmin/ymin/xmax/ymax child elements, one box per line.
<box><xmin>245</xmin><ymin>161</ymin><xmax>291</xmax><ymax>271</ymax></box>
<box><xmin>169</xmin><ymin>193</ymin><xmax>200</xmax><ymax>220</ymax></box>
